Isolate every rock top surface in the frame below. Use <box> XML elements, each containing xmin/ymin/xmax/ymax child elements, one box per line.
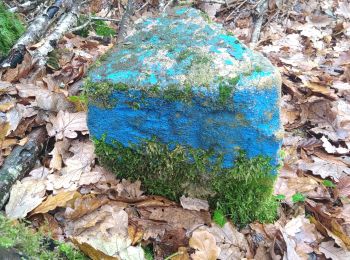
<box><xmin>89</xmin><ymin>7</ymin><xmax>281</xmax><ymax>100</ymax></box>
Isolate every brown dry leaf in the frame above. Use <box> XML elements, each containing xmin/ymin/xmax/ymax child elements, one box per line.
<box><xmin>47</xmin><ymin>110</ymin><xmax>88</xmax><ymax>139</ymax></box>
<box><xmin>307</xmin><ymin>201</ymin><xmax>350</xmax><ymax>249</ymax></box>
<box><xmin>49</xmin><ymin>139</ymin><xmax>70</xmax><ymax>170</ymax></box>
<box><xmin>139</xmin><ymin>206</ymin><xmax>211</xmax><ymax>230</ymax></box>
<box><xmin>282</xmin><ymin>216</ymin><xmax>322</xmax><ymax>258</ymax></box>
<box><xmin>171</xmin><ymin>247</ymin><xmax>190</xmax><ymax>260</ymax></box>
<box><xmin>116</xmin><ymin>179</ymin><xmax>144</xmax><ymax>199</ymax></box>
<box><xmin>29</xmin><ymin>213</ymin><xmax>64</xmax><ymax>240</ymax></box>
<box><xmin>65</xmin><ymin>194</ymin><xmax>110</xmax><ymax>220</ymax></box>
<box><xmin>336</xmin><ymin>176</ymin><xmax>350</xmax><ymax>198</ymax></box>
<box><xmin>298</xmin><ymin>156</ymin><xmax>350</xmax><ymax>181</ymax></box>
<box><xmin>207</xmin><ymin>222</ymin><xmax>250</xmax><ymax>259</ymax></box>
<box><xmin>320</xmin><ymin>240</ymin><xmax>350</xmax><ymax>260</ymax></box>
<box><xmin>128</xmin><ymin>224</ymin><xmax>144</xmax><ymax>246</ymax></box>
<box><xmin>66</xmin><ymin>139</ymin><xmax>95</xmax><ymax>173</ymax></box>
<box><xmin>68</xmin><ymin>203</ymin><xmax>144</xmax><ymax>259</ymax></box>
<box><xmin>71</xmin><ymin>237</ymin><xmax>119</xmax><ymax>260</ymax></box>
<box><xmin>304</xmin><ymin>81</ymin><xmax>338</xmax><ymax>100</ymax></box>
<box><xmin>2</xmin><ymin>52</ymin><xmax>32</xmax><ymax>82</ymax></box>
<box><xmin>5</xmin><ymin>180</ymin><xmax>46</xmax><ymax>219</ymax></box>
<box><xmin>46</xmin><ymin>168</ymin><xmax>82</xmax><ymax>193</ymax></box>
<box><xmin>275</xmin><ymin>165</ymin><xmax>330</xmax><ymax>203</ymax></box>
<box><xmin>189</xmin><ymin>229</ymin><xmax>220</xmax><ymax>260</ymax></box>
<box><xmin>180</xmin><ymin>196</ymin><xmax>209</xmax><ymax>211</ymax></box>
<box><xmin>31</xmin><ymin>191</ymin><xmax>81</xmax><ymax>215</ymax></box>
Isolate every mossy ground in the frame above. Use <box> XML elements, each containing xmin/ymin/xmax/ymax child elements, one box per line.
<box><xmin>0</xmin><ymin>2</ymin><xmax>25</xmax><ymax>59</ymax></box>
<box><xmin>94</xmin><ymin>136</ymin><xmax>279</xmax><ymax>226</ymax></box>
<box><xmin>0</xmin><ymin>214</ymin><xmax>86</xmax><ymax>260</ymax></box>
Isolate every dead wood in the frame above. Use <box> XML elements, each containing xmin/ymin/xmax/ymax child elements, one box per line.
<box><xmin>0</xmin><ymin>127</ymin><xmax>47</xmax><ymax>209</ymax></box>
<box><xmin>1</xmin><ymin>0</ymin><xmax>70</xmax><ymax>69</ymax></box>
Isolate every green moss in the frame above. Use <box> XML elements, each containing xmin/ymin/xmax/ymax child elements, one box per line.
<box><xmin>94</xmin><ymin>20</ymin><xmax>115</xmax><ymax>37</ymax></box>
<box><xmin>73</xmin><ymin>15</ymin><xmax>115</xmax><ymax>38</ymax></box>
<box><xmin>0</xmin><ymin>2</ymin><xmax>25</xmax><ymax>59</ymax></box>
<box><xmin>0</xmin><ymin>214</ymin><xmax>86</xmax><ymax>259</ymax></box>
<box><xmin>217</xmin><ymin>76</ymin><xmax>240</xmax><ymax>105</ymax></box>
<box><xmin>94</xmin><ymin>136</ymin><xmax>278</xmax><ymax>226</ymax></box>
<box><xmin>176</xmin><ymin>49</ymin><xmax>195</xmax><ymax>61</ymax></box>
<box><xmin>199</xmin><ymin>12</ymin><xmax>212</xmax><ymax>23</ymax></box>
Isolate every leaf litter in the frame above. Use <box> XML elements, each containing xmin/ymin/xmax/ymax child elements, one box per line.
<box><xmin>1</xmin><ymin>0</ymin><xmax>350</xmax><ymax>259</ymax></box>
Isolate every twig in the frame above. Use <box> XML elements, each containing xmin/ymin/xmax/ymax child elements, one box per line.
<box><xmin>1</xmin><ymin>0</ymin><xmax>70</xmax><ymax>69</ymax></box>
<box><xmin>250</xmin><ymin>0</ymin><xmax>268</xmax><ymax>46</ymax></box>
<box><xmin>33</xmin><ymin>2</ymin><xmax>82</xmax><ymax>66</ymax></box>
<box><xmin>225</xmin><ymin>0</ymin><xmax>248</xmax><ymax>22</ymax></box>
<box><xmin>91</xmin><ymin>16</ymin><xmax>120</xmax><ymax>22</ymax></box>
<box><xmin>8</xmin><ymin>0</ymin><xmax>46</xmax><ymax>13</ymax></box>
<box><xmin>117</xmin><ymin>0</ymin><xmax>135</xmax><ymax>44</ymax></box>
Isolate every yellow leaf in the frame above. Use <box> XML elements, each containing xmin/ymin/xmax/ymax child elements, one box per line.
<box><xmin>32</xmin><ymin>191</ymin><xmax>81</xmax><ymax>215</ymax></box>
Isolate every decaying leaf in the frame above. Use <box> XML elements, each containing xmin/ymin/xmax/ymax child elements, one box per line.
<box><xmin>180</xmin><ymin>195</ymin><xmax>209</xmax><ymax>211</ymax></box>
<box><xmin>47</xmin><ymin>110</ymin><xmax>88</xmax><ymax>139</ymax></box>
<box><xmin>189</xmin><ymin>229</ymin><xmax>220</xmax><ymax>260</ymax></box>
<box><xmin>207</xmin><ymin>222</ymin><xmax>251</xmax><ymax>259</ymax></box>
<box><xmin>5</xmin><ymin>180</ymin><xmax>46</xmax><ymax>219</ymax></box>
<box><xmin>32</xmin><ymin>191</ymin><xmax>81</xmax><ymax>215</ymax></box>
<box><xmin>299</xmin><ymin>156</ymin><xmax>350</xmax><ymax>181</ymax></box>
<box><xmin>320</xmin><ymin>240</ymin><xmax>350</xmax><ymax>260</ymax></box>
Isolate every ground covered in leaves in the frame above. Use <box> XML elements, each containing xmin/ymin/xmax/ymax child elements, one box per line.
<box><xmin>1</xmin><ymin>0</ymin><xmax>350</xmax><ymax>259</ymax></box>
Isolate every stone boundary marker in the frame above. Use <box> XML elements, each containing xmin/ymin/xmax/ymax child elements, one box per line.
<box><xmin>85</xmin><ymin>7</ymin><xmax>283</xmax><ymax>223</ymax></box>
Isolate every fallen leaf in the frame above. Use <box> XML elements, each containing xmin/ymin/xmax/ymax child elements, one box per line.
<box><xmin>207</xmin><ymin>222</ymin><xmax>250</xmax><ymax>259</ymax></box>
<box><xmin>31</xmin><ymin>191</ymin><xmax>81</xmax><ymax>215</ymax></box>
<box><xmin>5</xmin><ymin>180</ymin><xmax>46</xmax><ymax>219</ymax></box>
<box><xmin>189</xmin><ymin>230</ymin><xmax>220</xmax><ymax>260</ymax></box>
<box><xmin>299</xmin><ymin>156</ymin><xmax>350</xmax><ymax>181</ymax></box>
<box><xmin>180</xmin><ymin>196</ymin><xmax>209</xmax><ymax>211</ymax></box>
<box><xmin>65</xmin><ymin>194</ymin><xmax>110</xmax><ymax>220</ymax></box>
<box><xmin>46</xmin><ymin>110</ymin><xmax>88</xmax><ymax>139</ymax></box>
<box><xmin>336</xmin><ymin>176</ymin><xmax>350</xmax><ymax>198</ymax></box>
<box><xmin>320</xmin><ymin>240</ymin><xmax>350</xmax><ymax>260</ymax></box>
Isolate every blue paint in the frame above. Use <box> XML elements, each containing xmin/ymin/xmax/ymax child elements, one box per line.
<box><xmin>87</xmin><ymin>7</ymin><xmax>282</xmax><ymax>169</ymax></box>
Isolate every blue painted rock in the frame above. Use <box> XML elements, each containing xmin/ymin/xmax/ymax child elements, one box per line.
<box><xmin>86</xmin><ymin>7</ymin><xmax>282</xmax><ymax>168</ymax></box>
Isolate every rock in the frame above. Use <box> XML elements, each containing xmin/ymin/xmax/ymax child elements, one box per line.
<box><xmin>86</xmin><ymin>7</ymin><xmax>282</xmax><ymax>168</ymax></box>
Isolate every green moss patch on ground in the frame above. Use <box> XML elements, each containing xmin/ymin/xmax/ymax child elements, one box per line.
<box><xmin>94</xmin><ymin>136</ymin><xmax>279</xmax><ymax>227</ymax></box>
<box><xmin>0</xmin><ymin>2</ymin><xmax>25</xmax><ymax>59</ymax></box>
<box><xmin>0</xmin><ymin>214</ymin><xmax>86</xmax><ymax>260</ymax></box>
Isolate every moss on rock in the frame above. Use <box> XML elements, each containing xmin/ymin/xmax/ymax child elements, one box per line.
<box><xmin>94</xmin><ymin>136</ymin><xmax>278</xmax><ymax>226</ymax></box>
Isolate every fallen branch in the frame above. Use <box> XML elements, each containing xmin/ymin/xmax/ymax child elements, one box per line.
<box><xmin>1</xmin><ymin>0</ymin><xmax>70</xmax><ymax>69</ymax></box>
<box><xmin>117</xmin><ymin>0</ymin><xmax>135</xmax><ymax>44</ymax></box>
<box><xmin>0</xmin><ymin>127</ymin><xmax>47</xmax><ymax>209</ymax></box>
<box><xmin>250</xmin><ymin>0</ymin><xmax>268</xmax><ymax>45</ymax></box>
<box><xmin>33</xmin><ymin>2</ymin><xmax>82</xmax><ymax>66</ymax></box>
<box><xmin>8</xmin><ymin>0</ymin><xmax>46</xmax><ymax>13</ymax></box>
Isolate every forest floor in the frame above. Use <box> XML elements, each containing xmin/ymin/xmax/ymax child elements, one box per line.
<box><xmin>0</xmin><ymin>0</ymin><xmax>350</xmax><ymax>259</ymax></box>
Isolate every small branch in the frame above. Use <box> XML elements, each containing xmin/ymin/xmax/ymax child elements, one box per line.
<box><xmin>8</xmin><ymin>0</ymin><xmax>46</xmax><ymax>13</ymax></box>
<box><xmin>0</xmin><ymin>127</ymin><xmax>47</xmax><ymax>209</ymax></box>
<box><xmin>91</xmin><ymin>16</ymin><xmax>120</xmax><ymax>22</ymax></box>
<box><xmin>1</xmin><ymin>0</ymin><xmax>70</xmax><ymax>69</ymax></box>
<box><xmin>250</xmin><ymin>0</ymin><xmax>268</xmax><ymax>45</ymax></box>
<box><xmin>33</xmin><ymin>2</ymin><xmax>82</xmax><ymax>66</ymax></box>
<box><xmin>117</xmin><ymin>0</ymin><xmax>135</xmax><ymax>44</ymax></box>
